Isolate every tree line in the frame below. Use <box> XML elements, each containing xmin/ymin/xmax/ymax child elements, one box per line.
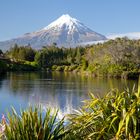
<box><xmin>1</xmin><ymin>37</ymin><xmax>140</xmax><ymax>78</ymax></box>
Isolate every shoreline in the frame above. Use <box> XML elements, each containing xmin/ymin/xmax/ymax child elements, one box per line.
<box><xmin>4</xmin><ymin>68</ymin><xmax>139</xmax><ymax>80</ymax></box>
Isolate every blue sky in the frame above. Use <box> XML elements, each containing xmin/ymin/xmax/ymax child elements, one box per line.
<box><xmin>0</xmin><ymin>0</ymin><xmax>140</xmax><ymax>41</ymax></box>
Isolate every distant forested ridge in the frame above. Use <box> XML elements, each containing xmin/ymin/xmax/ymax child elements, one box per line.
<box><xmin>1</xmin><ymin>38</ymin><xmax>140</xmax><ymax>78</ymax></box>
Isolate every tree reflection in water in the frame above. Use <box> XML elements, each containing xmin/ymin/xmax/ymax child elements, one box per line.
<box><xmin>0</xmin><ymin>71</ymin><xmax>138</xmax><ymax>116</ymax></box>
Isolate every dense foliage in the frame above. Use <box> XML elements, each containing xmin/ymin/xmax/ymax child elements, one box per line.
<box><xmin>0</xmin><ymin>60</ymin><xmax>7</xmax><ymax>74</ymax></box>
<box><xmin>0</xmin><ymin>46</ymin><xmax>38</xmax><ymax>72</ymax></box>
<box><xmin>0</xmin><ymin>50</ymin><xmax>7</xmax><ymax>74</ymax></box>
<box><xmin>6</xmin><ymin>44</ymin><xmax>36</xmax><ymax>62</ymax></box>
<box><xmin>1</xmin><ymin>37</ymin><xmax>140</xmax><ymax>78</ymax></box>
<box><xmin>85</xmin><ymin>38</ymin><xmax>140</xmax><ymax>78</ymax></box>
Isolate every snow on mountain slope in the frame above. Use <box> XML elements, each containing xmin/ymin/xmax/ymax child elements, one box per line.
<box><xmin>0</xmin><ymin>14</ymin><xmax>107</xmax><ymax>50</ymax></box>
<box><xmin>44</xmin><ymin>14</ymin><xmax>81</xmax><ymax>31</ymax></box>
<box><xmin>43</xmin><ymin>14</ymin><xmax>94</xmax><ymax>34</ymax></box>
<box><xmin>107</xmin><ymin>32</ymin><xmax>140</xmax><ymax>40</ymax></box>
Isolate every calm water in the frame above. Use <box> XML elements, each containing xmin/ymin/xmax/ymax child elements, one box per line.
<box><xmin>0</xmin><ymin>72</ymin><xmax>138</xmax><ymax>117</ymax></box>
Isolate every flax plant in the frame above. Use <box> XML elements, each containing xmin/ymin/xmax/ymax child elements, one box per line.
<box><xmin>5</xmin><ymin>107</ymin><xmax>66</xmax><ymax>140</ymax></box>
<box><xmin>67</xmin><ymin>77</ymin><xmax>140</xmax><ymax>140</ymax></box>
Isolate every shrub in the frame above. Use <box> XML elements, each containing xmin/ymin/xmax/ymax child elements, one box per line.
<box><xmin>51</xmin><ymin>65</ymin><xmax>57</xmax><ymax>71</ymax></box>
<box><xmin>68</xmin><ymin>65</ymin><xmax>78</xmax><ymax>71</ymax></box>
<box><xmin>108</xmin><ymin>64</ymin><xmax>124</xmax><ymax>76</ymax></box>
<box><xmin>56</xmin><ymin>66</ymin><xmax>64</xmax><ymax>71</ymax></box>
<box><xmin>64</xmin><ymin>66</ymin><xmax>69</xmax><ymax>71</ymax></box>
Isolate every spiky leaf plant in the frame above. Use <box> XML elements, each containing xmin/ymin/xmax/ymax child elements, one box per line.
<box><xmin>68</xmin><ymin>80</ymin><xmax>140</xmax><ymax>140</ymax></box>
<box><xmin>5</xmin><ymin>107</ymin><xmax>66</xmax><ymax>140</ymax></box>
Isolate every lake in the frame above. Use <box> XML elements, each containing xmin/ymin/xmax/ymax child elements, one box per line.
<box><xmin>0</xmin><ymin>71</ymin><xmax>138</xmax><ymax>118</ymax></box>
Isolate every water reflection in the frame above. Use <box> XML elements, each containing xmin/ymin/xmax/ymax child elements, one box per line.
<box><xmin>0</xmin><ymin>72</ymin><xmax>138</xmax><ymax>116</ymax></box>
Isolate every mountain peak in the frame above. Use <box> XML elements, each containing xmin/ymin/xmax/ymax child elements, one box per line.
<box><xmin>60</xmin><ymin>14</ymin><xmax>74</xmax><ymax>20</ymax></box>
<box><xmin>43</xmin><ymin>14</ymin><xmax>79</xmax><ymax>30</ymax></box>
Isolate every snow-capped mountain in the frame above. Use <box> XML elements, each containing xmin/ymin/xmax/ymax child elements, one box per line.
<box><xmin>107</xmin><ymin>32</ymin><xmax>140</xmax><ymax>40</ymax></box>
<box><xmin>0</xmin><ymin>14</ymin><xmax>106</xmax><ymax>50</ymax></box>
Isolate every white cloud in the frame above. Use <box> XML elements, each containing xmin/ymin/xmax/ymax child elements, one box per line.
<box><xmin>107</xmin><ymin>32</ymin><xmax>140</xmax><ymax>40</ymax></box>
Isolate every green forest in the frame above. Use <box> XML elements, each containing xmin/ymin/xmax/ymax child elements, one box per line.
<box><xmin>0</xmin><ymin>37</ymin><xmax>140</xmax><ymax>78</ymax></box>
